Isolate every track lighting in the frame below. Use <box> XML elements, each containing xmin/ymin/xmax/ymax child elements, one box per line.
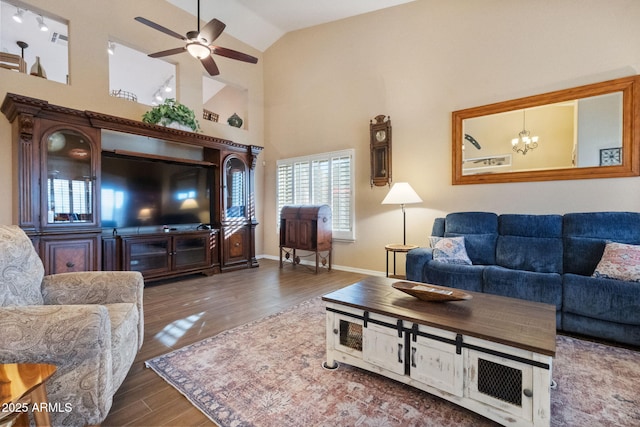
<box><xmin>12</xmin><ymin>8</ymin><xmax>25</xmax><ymax>23</ymax></box>
<box><xmin>37</xmin><ymin>15</ymin><xmax>48</xmax><ymax>32</ymax></box>
<box><xmin>151</xmin><ymin>76</ymin><xmax>174</xmax><ymax>104</ymax></box>
<box><xmin>108</xmin><ymin>41</ymin><xmax>116</xmax><ymax>55</ymax></box>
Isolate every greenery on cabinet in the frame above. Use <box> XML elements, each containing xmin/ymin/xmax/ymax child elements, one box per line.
<box><xmin>142</xmin><ymin>98</ymin><xmax>201</xmax><ymax>132</ymax></box>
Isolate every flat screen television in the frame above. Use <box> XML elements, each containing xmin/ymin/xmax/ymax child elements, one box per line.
<box><xmin>101</xmin><ymin>152</ymin><xmax>212</xmax><ymax>230</ymax></box>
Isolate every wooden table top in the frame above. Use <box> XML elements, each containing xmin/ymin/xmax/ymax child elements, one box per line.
<box><xmin>322</xmin><ymin>276</ymin><xmax>556</xmax><ymax>356</ymax></box>
<box><xmin>0</xmin><ymin>363</ymin><xmax>57</xmax><ymax>406</ymax></box>
<box><xmin>385</xmin><ymin>244</ymin><xmax>418</xmax><ymax>252</ymax></box>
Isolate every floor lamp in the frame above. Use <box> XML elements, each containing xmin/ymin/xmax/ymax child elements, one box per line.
<box><xmin>381</xmin><ymin>182</ymin><xmax>422</xmax><ymax>245</ymax></box>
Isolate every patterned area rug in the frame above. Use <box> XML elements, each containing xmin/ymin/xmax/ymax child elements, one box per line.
<box><xmin>146</xmin><ymin>298</ymin><xmax>640</xmax><ymax>426</ymax></box>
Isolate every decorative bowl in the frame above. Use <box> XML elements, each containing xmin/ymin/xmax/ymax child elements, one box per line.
<box><xmin>392</xmin><ymin>281</ymin><xmax>472</xmax><ymax>302</ymax></box>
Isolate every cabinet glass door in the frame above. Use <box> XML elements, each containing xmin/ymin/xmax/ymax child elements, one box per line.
<box><xmin>174</xmin><ymin>235</ymin><xmax>209</xmax><ymax>269</ymax></box>
<box><xmin>45</xmin><ymin>129</ymin><xmax>93</xmax><ymax>224</ymax></box>
<box><xmin>224</xmin><ymin>157</ymin><xmax>246</xmax><ymax>219</ymax></box>
<box><xmin>125</xmin><ymin>238</ymin><xmax>170</xmax><ymax>275</ymax></box>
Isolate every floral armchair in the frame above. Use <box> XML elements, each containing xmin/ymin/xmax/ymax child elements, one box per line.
<box><xmin>0</xmin><ymin>225</ymin><xmax>144</xmax><ymax>426</ymax></box>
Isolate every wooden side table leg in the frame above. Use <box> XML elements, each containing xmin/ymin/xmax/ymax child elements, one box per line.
<box><xmin>393</xmin><ymin>251</ymin><xmax>397</xmax><ymax>276</ymax></box>
<box><xmin>386</xmin><ymin>250</ymin><xmax>389</xmax><ymax>277</ymax></box>
<box><xmin>29</xmin><ymin>383</ymin><xmax>52</xmax><ymax>427</ymax></box>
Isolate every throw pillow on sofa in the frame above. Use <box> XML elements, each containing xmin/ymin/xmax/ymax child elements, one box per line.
<box><xmin>430</xmin><ymin>236</ymin><xmax>472</xmax><ymax>265</ymax></box>
<box><xmin>592</xmin><ymin>241</ymin><xmax>640</xmax><ymax>282</ymax></box>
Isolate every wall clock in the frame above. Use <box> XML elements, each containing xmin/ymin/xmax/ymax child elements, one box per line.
<box><xmin>370</xmin><ymin>114</ymin><xmax>392</xmax><ymax>187</ymax></box>
<box><xmin>600</xmin><ymin>147</ymin><xmax>622</xmax><ymax>166</ymax></box>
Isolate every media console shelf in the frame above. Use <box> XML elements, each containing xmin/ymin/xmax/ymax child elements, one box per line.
<box><xmin>323</xmin><ymin>276</ymin><xmax>556</xmax><ymax>427</ymax></box>
<box><xmin>1</xmin><ymin>92</ymin><xmax>262</xmax><ymax>279</ymax></box>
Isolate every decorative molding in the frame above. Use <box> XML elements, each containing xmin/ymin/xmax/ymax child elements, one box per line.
<box><xmin>2</xmin><ymin>93</ymin><xmax>263</xmax><ymax>155</ymax></box>
<box><xmin>18</xmin><ymin>114</ymin><xmax>34</xmax><ymax>139</ymax></box>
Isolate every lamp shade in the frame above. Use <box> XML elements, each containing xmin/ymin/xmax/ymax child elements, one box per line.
<box><xmin>381</xmin><ymin>182</ymin><xmax>422</xmax><ymax>205</ymax></box>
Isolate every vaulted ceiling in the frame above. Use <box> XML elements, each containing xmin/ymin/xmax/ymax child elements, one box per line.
<box><xmin>166</xmin><ymin>0</ymin><xmax>417</xmax><ymax>51</ymax></box>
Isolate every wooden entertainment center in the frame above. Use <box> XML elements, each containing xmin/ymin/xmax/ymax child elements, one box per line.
<box><xmin>1</xmin><ymin>93</ymin><xmax>262</xmax><ymax>280</ymax></box>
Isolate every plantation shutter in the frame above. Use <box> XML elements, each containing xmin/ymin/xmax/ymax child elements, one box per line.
<box><xmin>331</xmin><ymin>155</ymin><xmax>352</xmax><ymax>235</ymax></box>
<box><xmin>276</xmin><ymin>149</ymin><xmax>355</xmax><ymax>241</ymax></box>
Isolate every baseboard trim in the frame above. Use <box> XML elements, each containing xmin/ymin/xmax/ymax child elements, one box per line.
<box><xmin>257</xmin><ymin>254</ymin><xmax>384</xmax><ymax>277</ymax></box>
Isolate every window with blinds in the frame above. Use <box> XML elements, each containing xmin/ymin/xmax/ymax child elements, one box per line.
<box><xmin>277</xmin><ymin>149</ymin><xmax>355</xmax><ymax>241</ymax></box>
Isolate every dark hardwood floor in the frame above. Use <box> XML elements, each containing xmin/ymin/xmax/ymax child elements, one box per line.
<box><xmin>103</xmin><ymin>259</ymin><xmax>367</xmax><ymax>426</ymax></box>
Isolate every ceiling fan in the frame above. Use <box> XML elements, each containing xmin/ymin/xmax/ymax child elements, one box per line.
<box><xmin>134</xmin><ymin>0</ymin><xmax>258</xmax><ymax>76</ymax></box>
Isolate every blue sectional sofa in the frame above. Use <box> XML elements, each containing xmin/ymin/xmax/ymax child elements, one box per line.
<box><xmin>406</xmin><ymin>211</ymin><xmax>640</xmax><ymax>346</ymax></box>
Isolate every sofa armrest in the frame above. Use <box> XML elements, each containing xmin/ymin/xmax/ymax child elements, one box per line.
<box><xmin>406</xmin><ymin>247</ymin><xmax>434</xmax><ymax>282</ymax></box>
<box><xmin>0</xmin><ymin>305</ymin><xmax>113</xmax><ymax>424</ymax></box>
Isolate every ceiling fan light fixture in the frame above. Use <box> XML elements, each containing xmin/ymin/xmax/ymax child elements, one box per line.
<box><xmin>186</xmin><ymin>42</ymin><xmax>210</xmax><ymax>59</ymax></box>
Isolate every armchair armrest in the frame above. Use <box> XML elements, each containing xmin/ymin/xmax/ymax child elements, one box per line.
<box><xmin>406</xmin><ymin>247</ymin><xmax>434</xmax><ymax>282</ymax></box>
<box><xmin>0</xmin><ymin>305</ymin><xmax>113</xmax><ymax>423</ymax></box>
<box><xmin>42</xmin><ymin>271</ymin><xmax>144</xmax><ymax>350</ymax></box>
<box><xmin>42</xmin><ymin>271</ymin><xmax>143</xmax><ymax>305</ymax></box>
<box><xmin>0</xmin><ymin>304</ymin><xmax>110</xmax><ymax>364</ymax></box>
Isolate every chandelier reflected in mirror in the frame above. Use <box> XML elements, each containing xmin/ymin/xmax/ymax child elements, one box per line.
<box><xmin>511</xmin><ymin>110</ymin><xmax>539</xmax><ymax>155</ymax></box>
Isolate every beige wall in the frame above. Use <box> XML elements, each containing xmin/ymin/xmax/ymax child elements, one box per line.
<box><xmin>262</xmin><ymin>0</ymin><xmax>640</xmax><ymax>274</ymax></box>
<box><xmin>0</xmin><ymin>0</ymin><xmax>265</xmax><ymax>249</ymax></box>
<box><xmin>3</xmin><ymin>0</ymin><xmax>640</xmax><ymax>276</ymax></box>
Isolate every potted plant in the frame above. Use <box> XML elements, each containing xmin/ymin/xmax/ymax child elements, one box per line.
<box><xmin>142</xmin><ymin>98</ymin><xmax>201</xmax><ymax>132</ymax></box>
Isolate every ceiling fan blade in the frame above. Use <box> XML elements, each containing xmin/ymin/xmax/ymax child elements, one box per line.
<box><xmin>201</xmin><ymin>55</ymin><xmax>220</xmax><ymax>76</ymax></box>
<box><xmin>148</xmin><ymin>47</ymin><xmax>187</xmax><ymax>58</ymax></box>
<box><xmin>135</xmin><ymin>17</ymin><xmax>186</xmax><ymax>41</ymax></box>
<box><xmin>198</xmin><ymin>19</ymin><xmax>225</xmax><ymax>45</ymax></box>
<box><xmin>211</xmin><ymin>46</ymin><xmax>258</xmax><ymax>64</ymax></box>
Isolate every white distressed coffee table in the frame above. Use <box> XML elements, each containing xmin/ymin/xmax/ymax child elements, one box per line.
<box><xmin>322</xmin><ymin>276</ymin><xmax>556</xmax><ymax>427</ymax></box>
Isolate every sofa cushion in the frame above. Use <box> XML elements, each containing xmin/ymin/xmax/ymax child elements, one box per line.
<box><xmin>496</xmin><ymin>214</ymin><xmax>563</xmax><ymax>273</ymax></box>
<box><xmin>0</xmin><ymin>225</ymin><xmax>44</xmax><ymax>306</ymax></box>
<box><xmin>430</xmin><ymin>237</ymin><xmax>472</xmax><ymax>265</ymax></box>
<box><xmin>592</xmin><ymin>242</ymin><xmax>640</xmax><ymax>282</ymax></box>
<box><xmin>423</xmin><ymin>261</ymin><xmax>485</xmax><ymax>292</ymax></box>
<box><xmin>431</xmin><ymin>217</ymin><xmax>446</xmax><ymax>237</ymax></box>
<box><xmin>483</xmin><ymin>265</ymin><xmax>563</xmax><ymax>315</ymax></box>
<box><xmin>563</xmin><ymin>212</ymin><xmax>640</xmax><ymax>275</ymax></box>
<box><xmin>563</xmin><ymin>273</ymin><xmax>640</xmax><ymax>325</ymax></box>
<box><xmin>443</xmin><ymin>212</ymin><xmax>498</xmax><ymax>265</ymax></box>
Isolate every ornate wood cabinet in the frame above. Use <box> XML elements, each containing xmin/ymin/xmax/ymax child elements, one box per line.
<box><xmin>1</xmin><ymin>93</ymin><xmax>262</xmax><ymax>280</ymax></box>
<box><xmin>279</xmin><ymin>205</ymin><xmax>332</xmax><ymax>273</ymax></box>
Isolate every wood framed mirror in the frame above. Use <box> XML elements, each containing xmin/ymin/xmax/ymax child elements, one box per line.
<box><xmin>452</xmin><ymin>75</ymin><xmax>640</xmax><ymax>184</ymax></box>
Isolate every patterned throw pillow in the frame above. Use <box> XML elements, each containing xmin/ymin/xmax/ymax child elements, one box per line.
<box><xmin>592</xmin><ymin>241</ymin><xmax>640</xmax><ymax>282</ymax></box>
<box><xmin>430</xmin><ymin>236</ymin><xmax>472</xmax><ymax>265</ymax></box>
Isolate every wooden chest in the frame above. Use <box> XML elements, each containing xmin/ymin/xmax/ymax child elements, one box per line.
<box><xmin>279</xmin><ymin>205</ymin><xmax>332</xmax><ymax>272</ymax></box>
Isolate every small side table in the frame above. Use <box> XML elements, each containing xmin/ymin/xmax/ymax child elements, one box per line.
<box><xmin>385</xmin><ymin>243</ymin><xmax>418</xmax><ymax>279</ymax></box>
<box><xmin>0</xmin><ymin>363</ymin><xmax>57</xmax><ymax>427</ymax></box>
